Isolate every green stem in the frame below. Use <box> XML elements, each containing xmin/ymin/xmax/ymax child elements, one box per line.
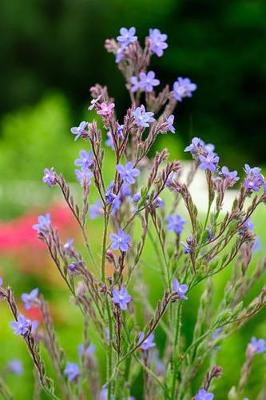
<box><xmin>101</xmin><ymin>212</ymin><xmax>110</xmax><ymax>282</ymax></box>
<box><xmin>106</xmin><ymin>297</ymin><xmax>114</xmax><ymax>400</ymax></box>
<box><xmin>171</xmin><ymin>303</ymin><xmax>182</xmax><ymax>399</ymax></box>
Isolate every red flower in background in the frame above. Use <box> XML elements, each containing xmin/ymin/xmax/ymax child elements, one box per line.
<box><xmin>0</xmin><ymin>203</ymin><xmax>78</xmax><ymax>275</ymax></box>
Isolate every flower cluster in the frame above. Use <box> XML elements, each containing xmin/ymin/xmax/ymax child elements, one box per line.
<box><xmin>0</xmin><ymin>27</ymin><xmax>265</xmax><ymax>400</ymax></box>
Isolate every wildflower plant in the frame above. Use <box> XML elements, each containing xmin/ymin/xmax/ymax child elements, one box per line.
<box><xmin>0</xmin><ymin>27</ymin><xmax>266</xmax><ymax>400</ymax></box>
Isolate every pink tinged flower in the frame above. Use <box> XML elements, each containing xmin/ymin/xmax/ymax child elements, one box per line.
<box><xmin>195</xmin><ymin>388</ymin><xmax>214</xmax><ymax>400</ymax></box>
<box><xmin>148</xmin><ymin>28</ymin><xmax>168</xmax><ymax>57</ymax></box>
<box><xmin>70</xmin><ymin>121</ymin><xmax>88</xmax><ymax>140</ymax></box>
<box><xmin>139</xmin><ymin>332</ymin><xmax>156</xmax><ymax>351</ymax></box>
<box><xmin>172</xmin><ymin>279</ymin><xmax>188</xmax><ymax>300</ymax></box>
<box><xmin>133</xmin><ymin>105</ymin><xmax>155</xmax><ymax>128</ymax></box>
<box><xmin>10</xmin><ymin>314</ymin><xmax>32</xmax><ymax>336</ymax></box>
<box><xmin>112</xmin><ymin>287</ymin><xmax>132</xmax><ymax>310</ymax></box>
<box><xmin>110</xmin><ymin>229</ymin><xmax>131</xmax><ymax>252</ymax></box>
<box><xmin>173</xmin><ymin>77</ymin><xmax>197</xmax><ymax>102</ymax></box>
<box><xmin>116</xmin><ymin>162</ymin><xmax>140</xmax><ymax>185</ymax></box>
<box><xmin>97</xmin><ymin>102</ymin><xmax>115</xmax><ymax>117</ymax></box>
<box><xmin>89</xmin><ymin>200</ymin><xmax>103</xmax><ymax>219</ymax></box>
<box><xmin>32</xmin><ymin>214</ymin><xmax>51</xmax><ymax>234</ymax></box>
<box><xmin>42</xmin><ymin>168</ymin><xmax>57</xmax><ymax>186</ymax></box>
<box><xmin>117</xmin><ymin>27</ymin><xmax>137</xmax><ymax>48</ymax></box>
<box><xmin>138</xmin><ymin>71</ymin><xmax>160</xmax><ymax>92</ymax></box>
<box><xmin>21</xmin><ymin>288</ymin><xmax>39</xmax><ymax>310</ymax></box>
<box><xmin>64</xmin><ymin>362</ymin><xmax>80</xmax><ymax>382</ymax></box>
<box><xmin>74</xmin><ymin>150</ymin><xmax>94</xmax><ymax>170</ymax></box>
<box><xmin>249</xmin><ymin>337</ymin><xmax>266</xmax><ymax>354</ymax></box>
<box><xmin>199</xmin><ymin>152</ymin><xmax>219</xmax><ymax>172</ymax></box>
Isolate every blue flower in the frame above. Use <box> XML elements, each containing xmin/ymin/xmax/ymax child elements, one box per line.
<box><xmin>110</xmin><ymin>229</ymin><xmax>131</xmax><ymax>252</ymax></box>
<box><xmin>165</xmin><ymin>115</ymin><xmax>175</xmax><ymax>133</ymax></box>
<box><xmin>42</xmin><ymin>168</ymin><xmax>57</xmax><ymax>187</ymax></box>
<box><xmin>172</xmin><ymin>279</ymin><xmax>188</xmax><ymax>300</ymax></box>
<box><xmin>195</xmin><ymin>388</ymin><xmax>214</xmax><ymax>400</ymax></box>
<box><xmin>74</xmin><ymin>150</ymin><xmax>94</xmax><ymax>170</ymax></box>
<box><xmin>89</xmin><ymin>200</ymin><xmax>103</xmax><ymax>219</ymax></box>
<box><xmin>220</xmin><ymin>166</ymin><xmax>239</xmax><ymax>187</ymax></box>
<box><xmin>173</xmin><ymin>77</ymin><xmax>197</xmax><ymax>102</ymax></box>
<box><xmin>0</xmin><ymin>276</ymin><xmax>3</xmax><ymax>286</ymax></box>
<box><xmin>148</xmin><ymin>28</ymin><xmax>168</xmax><ymax>57</ymax></box>
<box><xmin>112</xmin><ymin>287</ymin><xmax>132</xmax><ymax>310</ymax></box>
<box><xmin>78</xmin><ymin>343</ymin><xmax>96</xmax><ymax>358</ymax></box>
<box><xmin>138</xmin><ymin>71</ymin><xmax>160</xmax><ymax>92</ymax></box>
<box><xmin>7</xmin><ymin>359</ymin><xmax>23</xmax><ymax>375</ymax></box>
<box><xmin>133</xmin><ymin>105</ymin><xmax>155</xmax><ymax>128</ymax></box>
<box><xmin>199</xmin><ymin>152</ymin><xmax>219</xmax><ymax>172</ymax></box>
<box><xmin>167</xmin><ymin>214</ymin><xmax>186</xmax><ymax>235</ymax></box>
<box><xmin>63</xmin><ymin>239</ymin><xmax>75</xmax><ymax>255</ymax></box>
<box><xmin>70</xmin><ymin>121</ymin><xmax>88</xmax><ymax>140</ymax></box>
<box><xmin>249</xmin><ymin>337</ymin><xmax>266</xmax><ymax>354</ymax></box>
<box><xmin>116</xmin><ymin>162</ymin><xmax>140</xmax><ymax>185</ymax></box>
<box><xmin>32</xmin><ymin>214</ymin><xmax>51</xmax><ymax>234</ymax></box>
<box><xmin>64</xmin><ymin>362</ymin><xmax>80</xmax><ymax>382</ymax></box>
<box><xmin>139</xmin><ymin>332</ymin><xmax>156</xmax><ymax>351</ymax></box>
<box><xmin>10</xmin><ymin>314</ymin><xmax>32</xmax><ymax>336</ymax></box>
<box><xmin>106</xmin><ymin>131</ymin><xmax>115</xmax><ymax>149</ymax></box>
<box><xmin>130</xmin><ymin>76</ymin><xmax>141</xmax><ymax>93</ymax></box>
<box><xmin>117</xmin><ymin>27</ymin><xmax>137</xmax><ymax>48</ymax></box>
<box><xmin>244</xmin><ymin>164</ymin><xmax>264</xmax><ymax>192</ymax></box>
<box><xmin>21</xmin><ymin>288</ymin><xmax>39</xmax><ymax>310</ymax></box>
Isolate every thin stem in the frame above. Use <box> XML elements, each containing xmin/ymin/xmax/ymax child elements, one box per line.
<box><xmin>171</xmin><ymin>303</ymin><xmax>182</xmax><ymax>399</ymax></box>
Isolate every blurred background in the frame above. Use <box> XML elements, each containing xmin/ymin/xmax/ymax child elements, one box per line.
<box><xmin>0</xmin><ymin>0</ymin><xmax>265</xmax><ymax>398</ymax></box>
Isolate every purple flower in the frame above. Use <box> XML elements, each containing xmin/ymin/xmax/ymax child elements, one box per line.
<box><xmin>130</xmin><ymin>76</ymin><xmax>141</xmax><ymax>93</ymax></box>
<box><xmin>110</xmin><ymin>229</ymin><xmax>131</xmax><ymax>252</ymax></box>
<box><xmin>220</xmin><ymin>166</ymin><xmax>239</xmax><ymax>187</ymax></box>
<box><xmin>10</xmin><ymin>314</ymin><xmax>32</xmax><ymax>336</ymax></box>
<box><xmin>148</xmin><ymin>28</ymin><xmax>168</xmax><ymax>57</ymax></box>
<box><xmin>244</xmin><ymin>164</ymin><xmax>264</xmax><ymax>192</ymax></box>
<box><xmin>70</xmin><ymin>121</ymin><xmax>88</xmax><ymax>140</ymax></box>
<box><xmin>181</xmin><ymin>236</ymin><xmax>193</xmax><ymax>254</ymax></box>
<box><xmin>115</xmin><ymin>47</ymin><xmax>124</xmax><ymax>63</ymax></box>
<box><xmin>74</xmin><ymin>150</ymin><xmax>94</xmax><ymax>170</ymax></box>
<box><xmin>138</xmin><ymin>71</ymin><xmax>160</xmax><ymax>92</ymax></box>
<box><xmin>133</xmin><ymin>192</ymin><xmax>141</xmax><ymax>202</ymax></box>
<box><xmin>112</xmin><ymin>287</ymin><xmax>132</xmax><ymax>310</ymax></box>
<box><xmin>117</xmin><ymin>27</ymin><xmax>137</xmax><ymax>48</ymax></box>
<box><xmin>68</xmin><ymin>262</ymin><xmax>82</xmax><ymax>273</ymax></box>
<box><xmin>21</xmin><ymin>288</ymin><xmax>39</xmax><ymax>310</ymax></box>
<box><xmin>120</xmin><ymin>183</ymin><xmax>132</xmax><ymax>198</ymax></box>
<box><xmin>105</xmin><ymin>182</ymin><xmax>116</xmax><ymax>204</ymax></box>
<box><xmin>172</xmin><ymin>279</ymin><xmax>188</xmax><ymax>300</ymax></box>
<box><xmin>7</xmin><ymin>359</ymin><xmax>23</xmax><ymax>375</ymax></box>
<box><xmin>64</xmin><ymin>362</ymin><xmax>80</xmax><ymax>382</ymax></box>
<box><xmin>75</xmin><ymin>169</ymin><xmax>93</xmax><ymax>186</ymax></box>
<box><xmin>167</xmin><ymin>214</ymin><xmax>186</xmax><ymax>235</ymax></box>
<box><xmin>165</xmin><ymin>115</ymin><xmax>175</xmax><ymax>133</ymax></box>
<box><xmin>154</xmin><ymin>197</ymin><xmax>164</xmax><ymax>208</ymax></box>
<box><xmin>212</xmin><ymin>328</ymin><xmax>223</xmax><ymax>340</ymax></box>
<box><xmin>63</xmin><ymin>239</ymin><xmax>75</xmax><ymax>255</ymax></box>
<box><xmin>0</xmin><ymin>277</ymin><xmax>3</xmax><ymax>286</ymax></box>
<box><xmin>116</xmin><ymin>162</ymin><xmax>140</xmax><ymax>185</ymax></box>
<box><xmin>42</xmin><ymin>168</ymin><xmax>57</xmax><ymax>187</ymax></box>
<box><xmin>173</xmin><ymin>77</ymin><xmax>197</xmax><ymax>102</ymax></box>
<box><xmin>89</xmin><ymin>200</ymin><xmax>103</xmax><ymax>219</ymax></box>
<box><xmin>139</xmin><ymin>332</ymin><xmax>156</xmax><ymax>351</ymax></box>
<box><xmin>133</xmin><ymin>105</ymin><xmax>155</xmax><ymax>128</ymax></box>
<box><xmin>78</xmin><ymin>343</ymin><xmax>96</xmax><ymax>357</ymax></box>
<box><xmin>249</xmin><ymin>337</ymin><xmax>266</xmax><ymax>354</ymax></box>
<box><xmin>32</xmin><ymin>214</ymin><xmax>51</xmax><ymax>234</ymax></box>
<box><xmin>195</xmin><ymin>388</ymin><xmax>214</xmax><ymax>400</ymax></box>
<box><xmin>106</xmin><ymin>131</ymin><xmax>115</xmax><ymax>149</ymax></box>
<box><xmin>199</xmin><ymin>152</ymin><xmax>219</xmax><ymax>172</ymax></box>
